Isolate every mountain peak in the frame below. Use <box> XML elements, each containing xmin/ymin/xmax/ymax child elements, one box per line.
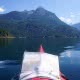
<box><xmin>0</xmin><ymin>7</ymin><xmax>80</xmax><ymax>38</ymax></box>
<box><xmin>36</xmin><ymin>7</ymin><xmax>45</xmax><ymax>11</ymax></box>
<box><xmin>35</xmin><ymin>7</ymin><xmax>47</xmax><ymax>15</ymax></box>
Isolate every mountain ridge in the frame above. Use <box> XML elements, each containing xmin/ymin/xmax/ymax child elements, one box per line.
<box><xmin>72</xmin><ymin>23</ymin><xmax>80</xmax><ymax>30</ymax></box>
<box><xmin>0</xmin><ymin>7</ymin><xmax>80</xmax><ymax>38</ymax></box>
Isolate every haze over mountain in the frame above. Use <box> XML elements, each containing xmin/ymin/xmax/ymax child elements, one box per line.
<box><xmin>0</xmin><ymin>7</ymin><xmax>80</xmax><ymax>38</ymax></box>
<box><xmin>72</xmin><ymin>23</ymin><xmax>80</xmax><ymax>30</ymax></box>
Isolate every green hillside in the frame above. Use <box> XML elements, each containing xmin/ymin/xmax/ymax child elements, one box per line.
<box><xmin>0</xmin><ymin>7</ymin><xmax>80</xmax><ymax>38</ymax></box>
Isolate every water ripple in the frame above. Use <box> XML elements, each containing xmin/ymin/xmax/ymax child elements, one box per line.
<box><xmin>0</xmin><ymin>60</ymin><xmax>21</xmax><ymax>68</ymax></box>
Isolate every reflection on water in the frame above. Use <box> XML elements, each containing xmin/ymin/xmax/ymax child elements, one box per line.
<box><xmin>60</xmin><ymin>50</ymin><xmax>80</xmax><ymax>80</ymax></box>
<box><xmin>0</xmin><ymin>38</ymin><xmax>80</xmax><ymax>80</ymax></box>
<box><xmin>0</xmin><ymin>38</ymin><xmax>13</xmax><ymax>47</ymax></box>
<box><xmin>0</xmin><ymin>38</ymin><xmax>79</xmax><ymax>60</ymax></box>
<box><xmin>0</xmin><ymin>60</ymin><xmax>21</xmax><ymax>66</ymax></box>
<box><xmin>0</xmin><ymin>63</ymin><xmax>20</xmax><ymax>80</ymax></box>
<box><xmin>60</xmin><ymin>50</ymin><xmax>80</xmax><ymax>64</ymax></box>
<box><xmin>64</xmin><ymin>46</ymin><xmax>74</xmax><ymax>49</ymax></box>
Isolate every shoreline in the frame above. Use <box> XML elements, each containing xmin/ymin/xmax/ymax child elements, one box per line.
<box><xmin>0</xmin><ymin>37</ymin><xmax>16</xmax><ymax>38</ymax></box>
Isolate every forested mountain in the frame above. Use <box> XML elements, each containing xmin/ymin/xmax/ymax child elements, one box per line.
<box><xmin>0</xmin><ymin>29</ymin><xmax>12</xmax><ymax>37</ymax></box>
<box><xmin>0</xmin><ymin>7</ymin><xmax>80</xmax><ymax>38</ymax></box>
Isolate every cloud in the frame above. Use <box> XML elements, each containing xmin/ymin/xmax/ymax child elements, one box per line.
<box><xmin>0</xmin><ymin>7</ymin><xmax>5</xmax><ymax>13</ymax></box>
<box><xmin>59</xmin><ymin>17</ymin><xmax>72</xmax><ymax>24</ymax></box>
<box><xmin>59</xmin><ymin>17</ymin><xmax>65</xmax><ymax>21</ymax></box>
<box><xmin>66</xmin><ymin>51</ymin><xmax>71</xmax><ymax>57</ymax></box>
<box><xmin>60</xmin><ymin>12</ymin><xmax>80</xmax><ymax>24</ymax></box>
<box><xmin>70</xmin><ymin>14</ymin><xmax>75</xmax><ymax>18</ymax></box>
<box><xmin>66</xmin><ymin>18</ymin><xmax>72</xmax><ymax>23</ymax></box>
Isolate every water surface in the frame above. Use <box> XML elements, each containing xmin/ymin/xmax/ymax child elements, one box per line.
<box><xmin>0</xmin><ymin>38</ymin><xmax>80</xmax><ymax>80</ymax></box>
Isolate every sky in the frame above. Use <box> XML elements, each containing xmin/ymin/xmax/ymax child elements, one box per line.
<box><xmin>0</xmin><ymin>0</ymin><xmax>80</xmax><ymax>24</ymax></box>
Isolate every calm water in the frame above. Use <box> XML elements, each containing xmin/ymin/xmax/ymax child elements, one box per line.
<box><xmin>0</xmin><ymin>38</ymin><xmax>80</xmax><ymax>80</ymax></box>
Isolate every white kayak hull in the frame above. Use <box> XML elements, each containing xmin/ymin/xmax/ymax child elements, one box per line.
<box><xmin>20</xmin><ymin>52</ymin><xmax>61</xmax><ymax>80</ymax></box>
